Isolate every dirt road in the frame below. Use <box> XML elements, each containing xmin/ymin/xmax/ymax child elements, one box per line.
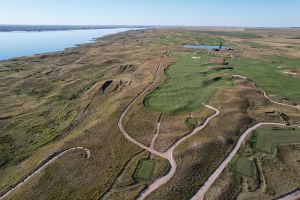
<box><xmin>262</xmin><ymin>91</ymin><xmax>300</xmax><ymax>111</ymax></box>
<box><xmin>0</xmin><ymin>147</ymin><xmax>90</xmax><ymax>199</ymax></box>
<box><xmin>276</xmin><ymin>189</ymin><xmax>300</xmax><ymax>200</ymax></box>
<box><xmin>191</xmin><ymin>74</ymin><xmax>300</xmax><ymax>200</ymax></box>
<box><xmin>137</xmin><ymin>105</ymin><xmax>219</xmax><ymax>200</ymax></box>
<box><xmin>117</xmin><ymin>57</ymin><xmax>220</xmax><ymax>200</ymax></box>
<box><xmin>190</xmin><ymin>122</ymin><xmax>287</xmax><ymax>200</ymax></box>
<box><xmin>232</xmin><ymin>74</ymin><xmax>300</xmax><ymax>111</ymax></box>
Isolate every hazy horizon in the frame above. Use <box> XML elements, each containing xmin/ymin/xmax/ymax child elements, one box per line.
<box><xmin>0</xmin><ymin>24</ymin><xmax>299</xmax><ymax>29</ymax></box>
<box><xmin>1</xmin><ymin>0</ymin><xmax>300</xmax><ymax>27</ymax></box>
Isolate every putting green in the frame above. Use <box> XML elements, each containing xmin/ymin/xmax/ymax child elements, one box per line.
<box><xmin>144</xmin><ymin>52</ymin><xmax>233</xmax><ymax>113</ymax></box>
<box><xmin>229</xmin><ymin>156</ymin><xmax>257</xmax><ymax>178</ymax></box>
<box><xmin>133</xmin><ymin>159</ymin><xmax>157</xmax><ymax>182</ymax></box>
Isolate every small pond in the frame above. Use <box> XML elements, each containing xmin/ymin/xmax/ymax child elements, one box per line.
<box><xmin>183</xmin><ymin>45</ymin><xmax>226</xmax><ymax>50</ymax></box>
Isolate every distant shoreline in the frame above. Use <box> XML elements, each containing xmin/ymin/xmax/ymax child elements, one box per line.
<box><xmin>0</xmin><ymin>25</ymin><xmax>298</xmax><ymax>32</ymax></box>
<box><xmin>0</xmin><ymin>28</ymin><xmax>143</xmax><ymax>61</ymax></box>
<box><xmin>0</xmin><ymin>25</ymin><xmax>150</xmax><ymax>32</ymax></box>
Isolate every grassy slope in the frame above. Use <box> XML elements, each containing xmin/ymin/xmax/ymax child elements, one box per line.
<box><xmin>229</xmin><ymin>55</ymin><xmax>300</xmax><ymax>104</ymax></box>
<box><xmin>144</xmin><ymin>52</ymin><xmax>233</xmax><ymax>113</ymax></box>
<box><xmin>0</xmin><ymin>29</ymin><xmax>174</xmax><ymax>200</ymax></box>
<box><xmin>0</xmin><ymin>54</ymin><xmax>111</xmax><ymax>168</ymax></box>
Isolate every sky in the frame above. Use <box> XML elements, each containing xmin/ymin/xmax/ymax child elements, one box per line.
<box><xmin>1</xmin><ymin>0</ymin><xmax>299</xmax><ymax>27</ymax></box>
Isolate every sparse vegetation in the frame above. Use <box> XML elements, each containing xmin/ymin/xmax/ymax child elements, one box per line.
<box><xmin>0</xmin><ymin>28</ymin><xmax>300</xmax><ymax>200</ymax></box>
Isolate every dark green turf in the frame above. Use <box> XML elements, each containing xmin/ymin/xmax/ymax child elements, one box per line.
<box><xmin>144</xmin><ymin>52</ymin><xmax>233</xmax><ymax>113</ymax></box>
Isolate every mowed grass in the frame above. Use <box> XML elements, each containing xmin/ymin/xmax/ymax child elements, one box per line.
<box><xmin>144</xmin><ymin>53</ymin><xmax>233</xmax><ymax>113</ymax></box>
<box><xmin>153</xmin><ymin>33</ymin><xmax>225</xmax><ymax>46</ymax></box>
<box><xmin>195</xmin><ymin>35</ymin><xmax>226</xmax><ymax>46</ymax></box>
<box><xmin>246</xmin><ymin>42</ymin><xmax>272</xmax><ymax>49</ymax></box>
<box><xmin>133</xmin><ymin>159</ymin><xmax>157</xmax><ymax>182</ymax></box>
<box><xmin>229</xmin><ymin>155</ymin><xmax>257</xmax><ymax>178</ymax></box>
<box><xmin>201</xmin><ymin>31</ymin><xmax>262</xmax><ymax>39</ymax></box>
<box><xmin>229</xmin><ymin>55</ymin><xmax>300</xmax><ymax>104</ymax></box>
<box><xmin>252</xmin><ymin>128</ymin><xmax>300</xmax><ymax>153</ymax></box>
<box><xmin>153</xmin><ymin>37</ymin><xmax>179</xmax><ymax>45</ymax></box>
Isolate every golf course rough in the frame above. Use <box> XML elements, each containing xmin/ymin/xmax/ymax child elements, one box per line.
<box><xmin>144</xmin><ymin>52</ymin><xmax>233</xmax><ymax>113</ymax></box>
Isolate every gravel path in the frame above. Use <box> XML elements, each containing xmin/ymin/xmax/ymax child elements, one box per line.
<box><xmin>275</xmin><ymin>189</ymin><xmax>300</xmax><ymax>200</ymax></box>
<box><xmin>190</xmin><ymin>122</ymin><xmax>287</xmax><ymax>200</ymax></box>
<box><xmin>117</xmin><ymin>56</ymin><xmax>220</xmax><ymax>200</ymax></box>
<box><xmin>0</xmin><ymin>147</ymin><xmax>90</xmax><ymax>199</ymax></box>
<box><xmin>190</xmin><ymin>75</ymin><xmax>300</xmax><ymax>200</ymax></box>
<box><xmin>137</xmin><ymin>105</ymin><xmax>219</xmax><ymax>200</ymax></box>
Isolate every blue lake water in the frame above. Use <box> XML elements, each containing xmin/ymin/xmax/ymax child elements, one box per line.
<box><xmin>183</xmin><ymin>45</ymin><xmax>225</xmax><ymax>50</ymax></box>
<box><xmin>0</xmin><ymin>28</ymin><xmax>138</xmax><ymax>60</ymax></box>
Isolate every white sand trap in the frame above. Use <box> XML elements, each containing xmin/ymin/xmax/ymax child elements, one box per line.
<box><xmin>191</xmin><ymin>56</ymin><xmax>201</xmax><ymax>59</ymax></box>
<box><xmin>284</xmin><ymin>71</ymin><xmax>297</xmax><ymax>76</ymax></box>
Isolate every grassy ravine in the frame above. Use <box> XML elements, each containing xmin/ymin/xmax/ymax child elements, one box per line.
<box><xmin>250</xmin><ymin>128</ymin><xmax>300</xmax><ymax>153</ymax></box>
<box><xmin>1</xmin><ymin>101</ymin><xmax>77</xmax><ymax>166</ymax></box>
<box><xmin>133</xmin><ymin>159</ymin><xmax>157</xmax><ymax>182</ymax></box>
<box><xmin>0</xmin><ymin>61</ymin><xmax>106</xmax><ymax>168</ymax></box>
<box><xmin>230</xmin><ymin>55</ymin><xmax>300</xmax><ymax>104</ymax></box>
<box><xmin>144</xmin><ymin>52</ymin><xmax>233</xmax><ymax>113</ymax></box>
<box><xmin>229</xmin><ymin>155</ymin><xmax>257</xmax><ymax>178</ymax></box>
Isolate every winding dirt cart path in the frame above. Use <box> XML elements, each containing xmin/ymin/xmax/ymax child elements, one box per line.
<box><xmin>276</xmin><ymin>189</ymin><xmax>300</xmax><ymax>200</ymax></box>
<box><xmin>190</xmin><ymin>122</ymin><xmax>287</xmax><ymax>200</ymax></box>
<box><xmin>137</xmin><ymin>105</ymin><xmax>219</xmax><ymax>200</ymax></box>
<box><xmin>262</xmin><ymin>91</ymin><xmax>300</xmax><ymax>111</ymax></box>
<box><xmin>191</xmin><ymin>75</ymin><xmax>300</xmax><ymax>200</ymax></box>
<box><xmin>118</xmin><ymin>57</ymin><xmax>168</xmax><ymax>159</ymax></box>
<box><xmin>232</xmin><ymin>74</ymin><xmax>300</xmax><ymax>111</ymax></box>
<box><xmin>117</xmin><ymin>57</ymin><xmax>220</xmax><ymax>200</ymax></box>
<box><xmin>0</xmin><ymin>147</ymin><xmax>90</xmax><ymax>200</ymax></box>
